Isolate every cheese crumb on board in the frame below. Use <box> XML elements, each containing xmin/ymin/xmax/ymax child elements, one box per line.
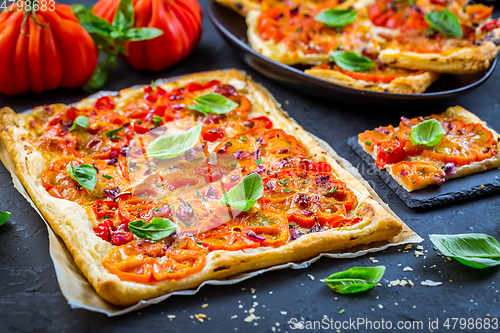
<box><xmin>421</xmin><ymin>279</ymin><xmax>442</xmax><ymax>287</ymax></box>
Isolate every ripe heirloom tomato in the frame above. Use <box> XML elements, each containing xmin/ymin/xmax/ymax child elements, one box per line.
<box><xmin>376</xmin><ymin>140</ymin><xmax>407</xmax><ymax>168</ymax></box>
<box><xmin>0</xmin><ymin>2</ymin><xmax>98</xmax><ymax>95</ymax></box>
<box><xmin>93</xmin><ymin>0</ymin><xmax>202</xmax><ymax>71</ymax></box>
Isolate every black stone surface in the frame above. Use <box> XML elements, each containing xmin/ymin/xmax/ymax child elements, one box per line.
<box><xmin>1</xmin><ymin>1</ymin><xmax>500</xmax><ymax>332</ymax></box>
<box><xmin>348</xmin><ymin>136</ymin><xmax>500</xmax><ymax>208</ymax></box>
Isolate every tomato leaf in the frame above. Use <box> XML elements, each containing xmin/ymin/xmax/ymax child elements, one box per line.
<box><xmin>0</xmin><ymin>211</ymin><xmax>11</xmax><ymax>226</ymax></box>
<box><xmin>188</xmin><ymin>93</ymin><xmax>239</xmax><ymax>115</ymax></box>
<box><xmin>424</xmin><ymin>10</ymin><xmax>463</xmax><ymax>37</ymax></box>
<box><xmin>129</xmin><ymin>217</ymin><xmax>178</xmax><ymax>241</ymax></box>
<box><xmin>410</xmin><ymin>118</ymin><xmax>445</xmax><ymax>146</ymax></box>
<box><xmin>323</xmin><ymin>266</ymin><xmax>386</xmax><ymax>294</ymax></box>
<box><xmin>220</xmin><ymin>173</ymin><xmax>264</xmax><ymax>212</ymax></box>
<box><xmin>83</xmin><ymin>57</ymin><xmax>109</xmax><ymax>93</ymax></box>
<box><xmin>70</xmin><ymin>115</ymin><xmax>90</xmax><ymax>132</ymax></box>
<box><xmin>114</xmin><ymin>0</ymin><xmax>134</xmax><ymax>30</ymax></box>
<box><xmin>123</xmin><ymin>28</ymin><xmax>164</xmax><ymax>41</ymax></box>
<box><xmin>145</xmin><ymin>123</ymin><xmax>202</xmax><ymax>159</ymax></box>
<box><xmin>314</xmin><ymin>9</ymin><xmax>358</xmax><ymax>28</ymax></box>
<box><xmin>329</xmin><ymin>51</ymin><xmax>375</xmax><ymax>72</ymax></box>
<box><xmin>429</xmin><ymin>234</ymin><xmax>500</xmax><ymax>269</ymax></box>
<box><xmin>66</xmin><ymin>164</ymin><xmax>97</xmax><ymax>191</ymax></box>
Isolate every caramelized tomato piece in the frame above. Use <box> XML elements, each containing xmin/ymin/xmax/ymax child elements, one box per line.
<box><xmin>93</xmin><ymin>200</ymin><xmax>119</xmax><ymax>219</ymax></box>
<box><xmin>358</xmin><ymin>125</ymin><xmax>396</xmax><ymax>152</ymax></box>
<box><xmin>261</xmin><ymin>169</ymin><xmax>356</xmax><ymax>228</ymax></box>
<box><xmin>41</xmin><ymin>156</ymin><xmax>91</xmax><ymax>202</ymax></box>
<box><xmin>93</xmin><ymin>220</ymin><xmax>114</xmax><ymax>242</ymax></box>
<box><xmin>392</xmin><ymin>161</ymin><xmax>445</xmax><ymax>190</ymax></box>
<box><xmin>215</xmin><ymin>127</ymin><xmax>307</xmax><ymax>174</ymax></box>
<box><xmin>376</xmin><ymin>140</ymin><xmax>407</xmax><ymax>167</ymax></box>
<box><xmin>118</xmin><ymin>198</ymin><xmax>163</xmax><ymax>224</ymax></box>
<box><xmin>197</xmin><ymin>209</ymin><xmax>289</xmax><ymax>250</ymax></box>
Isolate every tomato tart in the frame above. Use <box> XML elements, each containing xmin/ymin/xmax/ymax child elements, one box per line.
<box><xmin>0</xmin><ymin>69</ymin><xmax>402</xmax><ymax>306</ymax></box>
<box><xmin>357</xmin><ymin>106</ymin><xmax>500</xmax><ymax>191</ymax></box>
<box><xmin>219</xmin><ymin>0</ymin><xmax>500</xmax><ymax>92</ymax></box>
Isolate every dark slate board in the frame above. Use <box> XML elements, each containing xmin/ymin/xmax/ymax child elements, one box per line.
<box><xmin>347</xmin><ymin>136</ymin><xmax>500</xmax><ymax>208</ymax></box>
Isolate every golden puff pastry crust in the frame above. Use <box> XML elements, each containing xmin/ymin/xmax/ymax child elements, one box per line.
<box><xmin>0</xmin><ymin>69</ymin><xmax>402</xmax><ymax>306</ymax></box>
<box><xmin>304</xmin><ymin>68</ymin><xmax>440</xmax><ymax>94</ymax></box>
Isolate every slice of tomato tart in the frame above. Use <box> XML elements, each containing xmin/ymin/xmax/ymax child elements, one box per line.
<box><xmin>358</xmin><ymin>106</ymin><xmax>500</xmax><ymax>191</ymax></box>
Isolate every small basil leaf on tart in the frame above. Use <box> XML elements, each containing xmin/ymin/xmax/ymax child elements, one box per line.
<box><xmin>66</xmin><ymin>163</ymin><xmax>98</xmax><ymax>191</ymax></box>
<box><xmin>187</xmin><ymin>92</ymin><xmax>239</xmax><ymax>115</ymax></box>
<box><xmin>0</xmin><ymin>69</ymin><xmax>404</xmax><ymax>306</ymax></box>
<box><xmin>129</xmin><ymin>218</ymin><xmax>178</xmax><ymax>241</ymax></box>
<box><xmin>323</xmin><ymin>266</ymin><xmax>386</xmax><ymax>294</ymax></box>
<box><xmin>145</xmin><ymin>123</ymin><xmax>202</xmax><ymax>159</ymax></box>
<box><xmin>424</xmin><ymin>10</ymin><xmax>463</xmax><ymax>38</ymax></box>
<box><xmin>69</xmin><ymin>115</ymin><xmax>89</xmax><ymax>131</ymax></box>
<box><xmin>429</xmin><ymin>234</ymin><xmax>500</xmax><ymax>269</ymax></box>
<box><xmin>410</xmin><ymin>118</ymin><xmax>446</xmax><ymax>146</ymax></box>
<box><xmin>357</xmin><ymin>106</ymin><xmax>500</xmax><ymax>191</ymax></box>
<box><xmin>329</xmin><ymin>51</ymin><xmax>375</xmax><ymax>72</ymax></box>
<box><xmin>314</xmin><ymin>9</ymin><xmax>358</xmax><ymax>28</ymax></box>
<box><xmin>220</xmin><ymin>173</ymin><xmax>264</xmax><ymax>212</ymax></box>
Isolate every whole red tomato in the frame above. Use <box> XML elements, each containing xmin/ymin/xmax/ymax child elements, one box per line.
<box><xmin>0</xmin><ymin>2</ymin><xmax>98</xmax><ymax>95</ymax></box>
<box><xmin>93</xmin><ymin>0</ymin><xmax>202</xmax><ymax>71</ymax></box>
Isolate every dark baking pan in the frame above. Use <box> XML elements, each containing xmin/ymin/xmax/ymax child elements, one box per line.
<box><xmin>208</xmin><ymin>0</ymin><xmax>498</xmax><ymax>106</ymax></box>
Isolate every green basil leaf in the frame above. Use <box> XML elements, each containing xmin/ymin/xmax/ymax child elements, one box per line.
<box><xmin>145</xmin><ymin>123</ymin><xmax>202</xmax><ymax>159</ymax></box>
<box><xmin>323</xmin><ymin>266</ymin><xmax>386</xmax><ymax>294</ymax></box>
<box><xmin>112</xmin><ymin>11</ymin><xmax>128</xmax><ymax>32</ymax></box>
<box><xmin>190</xmin><ymin>93</ymin><xmax>239</xmax><ymax>115</ymax></box>
<box><xmin>329</xmin><ymin>51</ymin><xmax>375</xmax><ymax>72</ymax></box>
<box><xmin>314</xmin><ymin>9</ymin><xmax>358</xmax><ymax>28</ymax></box>
<box><xmin>410</xmin><ymin>118</ymin><xmax>445</xmax><ymax>146</ymax></box>
<box><xmin>187</xmin><ymin>104</ymin><xmax>212</xmax><ymax>116</ymax></box>
<box><xmin>128</xmin><ymin>217</ymin><xmax>178</xmax><ymax>241</ymax></box>
<box><xmin>66</xmin><ymin>164</ymin><xmax>97</xmax><ymax>191</ymax></box>
<box><xmin>123</xmin><ymin>28</ymin><xmax>164</xmax><ymax>41</ymax></box>
<box><xmin>70</xmin><ymin>115</ymin><xmax>90</xmax><ymax>132</ymax></box>
<box><xmin>114</xmin><ymin>0</ymin><xmax>134</xmax><ymax>31</ymax></box>
<box><xmin>0</xmin><ymin>211</ymin><xmax>11</xmax><ymax>226</ymax></box>
<box><xmin>83</xmin><ymin>57</ymin><xmax>109</xmax><ymax>93</ymax></box>
<box><xmin>220</xmin><ymin>173</ymin><xmax>264</xmax><ymax>212</ymax></box>
<box><xmin>79</xmin><ymin>22</ymin><xmax>115</xmax><ymax>48</ymax></box>
<box><xmin>429</xmin><ymin>234</ymin><xmax>500</xmax><ymax>269</ymax></box>
<box><xmin>424</xmin><ymin>10</ymin><xmax>463</xmax><ymax>37</ymax></box>
<box><xmin>104</xmin><ymin>126</ymin><xmax>123</xmax><ymax>138</ymax></box>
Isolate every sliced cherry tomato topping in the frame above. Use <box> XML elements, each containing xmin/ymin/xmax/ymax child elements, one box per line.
<box><xmin>93</xmin><ymin>220</ymin><xmax>114</xmax><ymax>242</ymax></box>
<box><xmin>250</xmin><ymin>116</ymin><xmax>273</xmax><ymax>129</ymax></box>
<box><xmin>94</xmin><ymin>96</ymin><xmax>115</xmax><ymax>111</ymax></box>
<box><xmin>202</xmin><ymin>127</ymin><xmax>225</xmax><ymax>142</ymax></box>
<box><xmin>376</xmin><ymin>140</ymin><xmax>407</xmax><ymax>168</ymax></box>
<box><xmin>184</xmin><ymin>82</ymin><xmax>204</xmax><ymax>92</ymax></box>
<box><xmin>482</xmin><ymin>19</ymin><xmax>500</xmax><ymax>32</ymax></box>
<box><xmin>93</xmin><ymin>200</ymin><xmax>119</xmax><ymax>219</ymax></box>
<box><xmin>111</xmin><ymin>224</ymin><xmax>134</xmax><ymax>246</ymax></box>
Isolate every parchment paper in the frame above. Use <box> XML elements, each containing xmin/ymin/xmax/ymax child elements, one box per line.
<box><xmin>0</xmin><ymin>85</ymin><xmax>422</xmax><ymax>317</ymax></box>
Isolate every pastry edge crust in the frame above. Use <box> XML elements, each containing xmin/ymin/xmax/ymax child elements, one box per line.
<box><xmin>379</xmin><ymin>30</ymin><xmax>500</xmax><ymax>74</ymax></box>
<box><xmin>0</xmin><ymin>69</ymin><xmax>403</xmax><ymax>306</ymax></box>
<box><xmin>304</xmin><ymin>68</ymin><xmax>440</xmax><ymax>94</ymax></box>
<box><xmin>357</xmin><ymin>106</ymin><xmax>500</xmax><ymax>192</ymax></box>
